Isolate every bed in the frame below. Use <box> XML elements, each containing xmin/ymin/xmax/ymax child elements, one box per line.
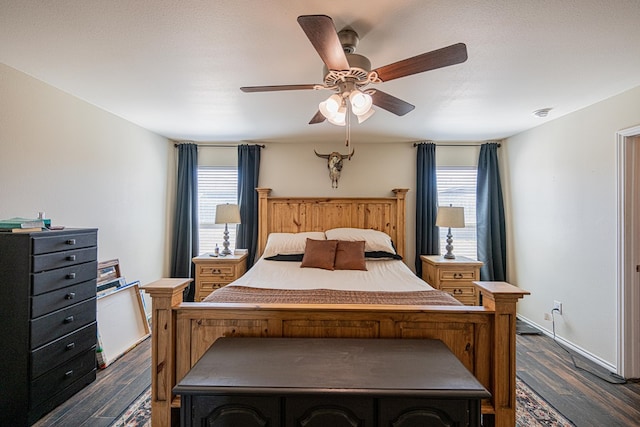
<box><xmin>142</xmin><ymin>188</ymin><xmax>528</xmax><ymax>427</ymax></box>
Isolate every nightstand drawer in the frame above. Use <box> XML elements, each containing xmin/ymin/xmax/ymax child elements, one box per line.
<box><xmin>440</xmin><ymin>270</ymin><xmax>478</xmax><ymax>281</ymax></box>
<box><xmin>198</xmin><ymin>265</ymin><xmax>235</xmax><ymax>278</ymax></box>
<box><xmin>200</xmin><ymin>281</ymin><xmax>230</xmax><ymax>293</ymax></box>
<box><xmin>441</xmin><ymin>286</ymin><xmax>476</xmax><ymax>306</ymax></box>
<box><xmin>441</xmin><ymin>285</ymin><xmax>476</xmax><ymax>297</ymax></box>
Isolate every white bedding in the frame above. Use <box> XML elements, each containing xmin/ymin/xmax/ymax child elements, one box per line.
<box><xmin>230</xmin><ymin>257</ymin><xmax>435</xmax><ymax>292</ymax></box>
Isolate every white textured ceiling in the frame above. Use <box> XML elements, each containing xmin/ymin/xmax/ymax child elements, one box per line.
<box><xmin>2</xmin><ymin>0</ymin><xmax>640</xmax><ymax>144</ymax></box>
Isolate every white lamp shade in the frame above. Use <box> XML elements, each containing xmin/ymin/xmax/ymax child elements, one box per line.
<box><xmin>215</xmin><ymin>204</ymin><xmax>241</xmax><ymax>224</ymax></box>
<box><xmin>435</xmin><ymin>206</ymin><xmax>465</xmax><ymax>228</ymax></box>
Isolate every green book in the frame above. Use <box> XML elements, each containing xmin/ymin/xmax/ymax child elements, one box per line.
<box><xmin>0</xmin><ymin>217</ymin><xmax>50</xmax><ymax>229</ymax></box>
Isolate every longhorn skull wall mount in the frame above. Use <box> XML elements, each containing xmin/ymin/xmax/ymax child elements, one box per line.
<box><xmin>314</xmin><ymin>149</ymin><xmax>354</xmax><ymax>188</ymax></box>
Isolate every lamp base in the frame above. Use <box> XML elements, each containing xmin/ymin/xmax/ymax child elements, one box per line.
<box><xmin>443</xmin><ymin>227</ymin><xmax>456</xmax><ymax>259</ymax></box>
<box><xmin>221</xmin><ymin>223</ymin><xmax>232</xmax><ymax>256</ymax></box>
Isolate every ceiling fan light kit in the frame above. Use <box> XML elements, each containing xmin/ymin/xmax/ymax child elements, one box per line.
<box><xmin>318</xmin><ymin>86</ymin><xmax>374</xmax><ymax>125</ymax></box>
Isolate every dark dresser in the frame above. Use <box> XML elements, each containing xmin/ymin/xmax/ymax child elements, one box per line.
<box><xmin>0</xmin><ymin>228</ymin><xmax>98</xmax><ymax>426</ymax></box>
<box><xmin>174</xmin><ymin>337</ymin><xmax>490</xmax><ymax>427</ymax></box>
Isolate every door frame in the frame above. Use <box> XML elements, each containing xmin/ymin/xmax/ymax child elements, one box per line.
<box><xmin>617</xmin><ymin>125</ymin><xmax>640</xmax><ymax>379</ymax></box>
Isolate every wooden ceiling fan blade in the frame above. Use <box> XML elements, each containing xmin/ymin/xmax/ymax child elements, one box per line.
<box><xmin>297</xmin><ymin>15</ymin><xmax>350</xmax><ymax>71</ymax></box>
<box><xmin>240</xmin><ymin>84</ymin><xmax>318</xmax><ymax>93</ymax></box>
<box><xmin>309</xmin><ymin>110</ymin><xmax>327</xmax><ymax>124</ymax></box>
<box><xmin>373</xmin><ymin>43</ymin><xmax>468</xmax><ymax>82</ymax></box>
<box><xmin>369</xmin><ymin>90</ymin><xmax>415</xmax><ymax>116</ymax></box>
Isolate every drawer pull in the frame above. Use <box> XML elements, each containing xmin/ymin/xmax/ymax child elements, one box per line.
<box><xmin>65</xmin><ymin>370</ymin><xmax>74</xmax><ymax>377</ymax></box>
<box><xmin>213</xmin><ymin>269</ymin><xmax>221</xmax><ymax>274</ymax></box>
<box><xmin>66</xmin><ymin>272</ymin><xmax>76</xmax><ymax>279</ymax></box>
<box><xmin>66</xmin><ymin>342</ymin><xmax>75</xmax><ymax>350</ymax></box>
<box><xmin>65</xmin><ymin>292</ymin><xmax>76</xmax><ymax>300</ymax></box>
<box><xmin>66</xmin><ymin>239</ymin><xmax>76</xmax><ymax>245</ymax></box>
<box><xmin>63</xmin><ymin>315</ymin><xmax>74</xmax><ymax>324</ymax></box>
<box><xmin>453</xmin><ymin>289</ymin><xmax>463</xmax><ymax>295</ymax></box>
<box><xmin>453</xmin><ymin>273</ymin><xmax>464</xmax><ymax>279</ymax></box>
<box><xmin>67</xmin><ymin>255</ymin><xmax>77</xmax><ymax>261</ymax></box>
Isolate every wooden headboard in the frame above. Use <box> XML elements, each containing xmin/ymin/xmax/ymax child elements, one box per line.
<box><xmin>256</xmin><ymin>188</ymin><xmax>408</xmax><ymax>259</ymax></box>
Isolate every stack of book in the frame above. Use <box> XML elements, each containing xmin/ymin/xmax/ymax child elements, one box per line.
<box><xmin>0</xmin><ymin>218</ymin><xmax>50</xmax><ymax>233</ymax></box>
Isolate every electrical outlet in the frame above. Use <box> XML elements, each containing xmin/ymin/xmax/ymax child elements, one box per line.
<box><xmin>544</xmin><ymin>313</ymin><xmax>552</xmax><ymax>321</ymax></box>
<box><xmin>553</xmin><ymin>300</ymin><xmax>563</xmax><ymax>315</ymax></box>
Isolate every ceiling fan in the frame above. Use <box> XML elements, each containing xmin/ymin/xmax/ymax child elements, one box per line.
<box><xmin>240</xmin><ymin>14</ymin><xmax>468</xmax><ymax>126</ymax></box>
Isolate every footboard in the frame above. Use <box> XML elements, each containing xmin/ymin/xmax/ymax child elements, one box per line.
<box><xmin>142</xmin><ymin>279</ymin><xmax>527</xmax><ymax>427</ymax></box>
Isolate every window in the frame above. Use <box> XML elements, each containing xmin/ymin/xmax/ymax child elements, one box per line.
<box><xmin>197</xmin><ymin>166</ymin><xmax>238</xmax><ymax>254</ymax></box>
<box><xmin>436</xmin><ymin>166</ymin><xmax>477</xmax><ymax>259</ymax></box>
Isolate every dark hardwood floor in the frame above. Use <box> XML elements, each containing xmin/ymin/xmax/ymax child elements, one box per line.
<box><xmin>32</xmin><ymin>329</ymin><xmax>640</xmax><ymax>427</ymax></box>
<box><xmin>516</xmin><ymin>330</ymin><xmax>640</xmax><ymax>427</ymax></box>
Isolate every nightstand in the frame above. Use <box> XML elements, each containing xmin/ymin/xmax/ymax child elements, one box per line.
<box><xmin>192</xmin><ymin>252</ymin><xmax>248</xmax><ymax>302</ymax></box>
<box><xmin>420</xmin><ymin>255</ymin><xmax>483</xmax><ymax>305</ymax></box>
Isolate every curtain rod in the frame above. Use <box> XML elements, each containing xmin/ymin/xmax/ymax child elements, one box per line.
<box><xmin>173</xmin><ymin>143</ymin><xmax>265</xmax><ymax>148</ymax></box>
<box><xmin>413</xmin><ymin>142</ymin><xmax>501</xmax><ymax>147</ymax></box>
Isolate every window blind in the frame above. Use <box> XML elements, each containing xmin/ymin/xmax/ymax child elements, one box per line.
<box><xmin>197</xmin><ymin>166</ymin><xmax>238</xmax><ymax>254</ymax></box>
<box><xmin>436</xmin><ymin>166</ymin><xmax>478</xmax><ymax>259</ymax></box>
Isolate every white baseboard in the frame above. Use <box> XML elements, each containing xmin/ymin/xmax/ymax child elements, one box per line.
<box><xmin>517</xmin><ymin>315</ymin><xmax>617</xmax><ymax>374</ymax></box>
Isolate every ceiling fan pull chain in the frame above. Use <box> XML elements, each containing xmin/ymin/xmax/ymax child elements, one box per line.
<box><xmin>346</xmin><ymin>101</ymin><xmax>351</xmax><ymax>149</ymax></box>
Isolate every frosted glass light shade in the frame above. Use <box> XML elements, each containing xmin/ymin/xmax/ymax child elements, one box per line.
<box><xmin>349</xmin><ymin>90</ymin><xmax>373</xmax><ymax>116</ymax></box>
<box><xmin>356</xmin><ymin>108</ymin><xmax>375</xmax><ymax>123</ymax></box>
<box><xmin>319</xmin><ymin>94</ymin><xmax>343</xmax><ymax>119</ymax></box>
<box><xmin>327</xmin><ymin>105</ymin><xmax>346</xmax><ymax>126</ymax></box>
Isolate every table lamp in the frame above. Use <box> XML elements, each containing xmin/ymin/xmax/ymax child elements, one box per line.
<box><xmin>215</xmin><ymin>203</ymin><xmax>241</xmax><ymax>256</ymax></box>
<box><xmin>435</xmin><ymin>206</ymin><xmax>465</xmax><ymax>259</ymax></box>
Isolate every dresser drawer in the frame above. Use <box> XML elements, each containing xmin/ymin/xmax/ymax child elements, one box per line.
<box><xmin>31</xmin><ymin>298</ymin><xmax>96</xmax><ymax>349</ymax></box>
<box><xmin>32</xmin><ymin>247</ymin><xmax>97</xmax><ymax>273</ymax></box>
<box><xmin>31</xmin><ymin>322</ymin><xmax>97</xmax><ymax>378</ymax></box>
<box><xmin>32</xmin><ymin>231</ymin><xmax>97</xmax><ymax>255</ymax></box>
<box><xmin>30</xmin><ymin>348</ymin><xmax>96</xmax><ymax>408</ymax></box>
<box><xmin>32</xmin><ymin>280</ymin><xmax>96</xmax><ymax>318</ymax></box>
<box><xmin>440</xmin><ymin>269</ymin><xmax>478</xmax><ymax>281</ymax></box>
<box><xmin>198</xmin><ymin>264</ymin><xmax>235</xmax><ymax>279</ymax></box>
<box><xmin>32</xmin><ymin>261</ymin><xmax>97</xmax><ymax>295</ymax></box>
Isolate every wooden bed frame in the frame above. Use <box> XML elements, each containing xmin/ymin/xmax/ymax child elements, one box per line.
<box><xmin>142</xmin><ymin>188</ymin><xmax>528</xmax><ymax>427</ymax></box>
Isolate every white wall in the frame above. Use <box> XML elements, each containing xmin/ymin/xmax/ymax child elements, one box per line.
<box><xmin>0</xmin><ymin>64</ymin><xmax>170</xmax><ymax>292</ymax></box>
<box><xmin>504</xmin><ymin>85</ymin><xmax>640</xmax><ymax>368</ymax></box>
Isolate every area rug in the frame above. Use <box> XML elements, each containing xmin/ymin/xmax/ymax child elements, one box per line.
<box><xmin>111</xmin><ymin>377</ymin><xmax>574</xmax><ymax>426</ymax></box>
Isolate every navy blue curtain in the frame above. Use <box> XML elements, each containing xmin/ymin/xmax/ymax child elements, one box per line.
<box><xmin>415</xmin><ymin>142</ymin><xmax>440</xmax><ymax>276</ymax></box>
<box><xmin>237</xmin><ymin>144</ymin><xmax>261</xmax><ymax>268</ymax></box>
<box><xmin>476</xmin><ymin>142</ymin><xmax>506</xmax><ymax>281</ymax></box>
<box><xmin>170</xmin><ymin>143</ymin><xmax>198</xmax><ymax>301</ymax></box>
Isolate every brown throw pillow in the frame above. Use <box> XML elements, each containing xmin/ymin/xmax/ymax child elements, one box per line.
<box><xmin>334</xmin><ymin>240</ymin><xmax>367</xmax><ymax>271</ymax></box>
<box><xmin>300</xmin><ymin>239</ymin><xmax>338</xmax><ymax>270</ymax></box>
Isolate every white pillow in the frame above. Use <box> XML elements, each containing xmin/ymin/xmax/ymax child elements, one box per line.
<box><xmin>324</xmin><ymin>228</ymin><xmax>396</xmax><ymax>254</ymax></box>
<box><xmin>262</xmin><ymin>232</ymin><xmax>326</xmax><ymax>258</ymax></box>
